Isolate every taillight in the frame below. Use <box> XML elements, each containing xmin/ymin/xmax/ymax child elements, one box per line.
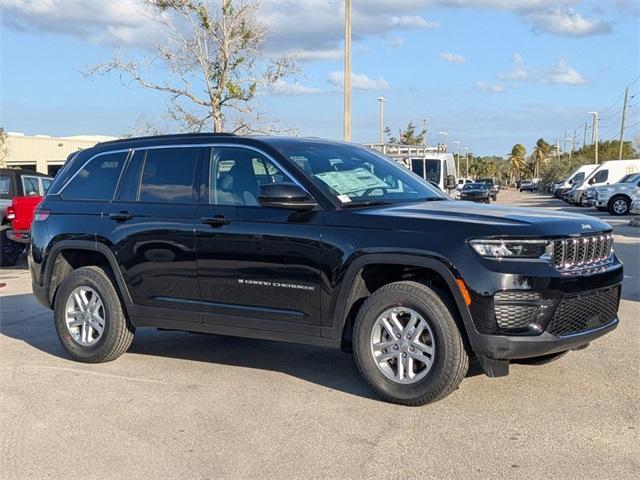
<box><xmin>34</xmin><ymin>209</ymin><xmax>51</xmax><ymax>222</ymax></box>
<box><xmin>6</xmin><ymin>206</ymin><xmax>15</xmax><ymax>221</ymax></box>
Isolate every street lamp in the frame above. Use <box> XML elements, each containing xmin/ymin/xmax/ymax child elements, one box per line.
<box><xmin>463</xmin><ymin>146</ymin><xmax>469</xmax><ymax>178</ymax></box>
<box><xmin>588</xmin><ymin>111</ymin><xmax>599</xmax><ymax>163</ymax></box>
<box><xmin>343</xmin><ymin>0</ymin><xmax>352</xmax><ymax>141</ymax></box>
<box><xmin>438</xmin><ymin>131</ymin><xmax>448</xmax><ymax>152</ymax></box>
<box><xmin>452</xmin><ymin>140</ymin><xmax>461</xmax><ymax>176</ymax></box>
<box><xmin>376</xmin><ymin>96</ymin><xmax>386</xmax><ymax>144</ymax></box>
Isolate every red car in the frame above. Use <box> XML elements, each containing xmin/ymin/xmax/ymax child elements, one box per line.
<box><xmin>1</xmin><ymin>168</ymin><xmax>53</xmax><ymax>266</ymax></box>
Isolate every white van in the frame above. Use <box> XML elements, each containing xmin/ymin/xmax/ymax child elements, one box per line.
<box><xmin>554</xmin><ymin>164</ymin><xmax>598</xmax><ymax>197</ymax></box>
<box><xmin>568</xmin><ymin>159</ymin><xmax>640</xmax><ymax>206</ymax></box>
<box><xmin>408</xmin><ymin>153</ymin><xmax>457</xmax><ymax>193</ymax></box>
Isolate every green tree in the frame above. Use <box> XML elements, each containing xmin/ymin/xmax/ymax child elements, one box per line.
<box><xmin>530</xmin><ymin>138</ymin><xmax>551</xmax><ymax>178</ymax></box>
<box><xmin>385</xmin><ymin>122</ymin><xmax>426</xmax><ymax>145</ymax></box>
<box><xmin>509</xmin><ymin>144</ymin><xmax>527</xmax><ymax>184</ymax></box>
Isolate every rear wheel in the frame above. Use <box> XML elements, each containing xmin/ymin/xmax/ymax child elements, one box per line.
<box><xmin>0</xmin><ymin>227</ymin><xmax>24</xmax><ymax>267</ymax></box>
<box><xmin>353</xmin><ymin>281</ymin><xmax>468</xmax><ymax>406</ymax></box>
<box><xmin>54</xmin><ymin>266</ymin><xmax>134</xmax><ymax>363</ymax></box>
<box><xmin>608</xmin><ymin>196</ymin><xmax>630</xmax><ymax>216</ymax></box>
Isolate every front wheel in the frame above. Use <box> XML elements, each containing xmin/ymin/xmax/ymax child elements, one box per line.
<box><xmin>353</xmin><ymin>281</ymin><xmax>468</xmax><ymax>406</ymax></box>
<box><xmin>54</xmin><ymin>266</ymin><xmax>135</xmax><ymax>363</ymax></box>
<box><xmin>608</xmin><ymin>196</ymin><xmax>630</xmax><ymax>216</ymax></box>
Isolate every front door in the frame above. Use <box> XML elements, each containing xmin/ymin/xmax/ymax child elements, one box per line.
<box><xmin>195</xmin><ymin>146</ymin><xmax>324</xmax><ymax>336</ymax></box>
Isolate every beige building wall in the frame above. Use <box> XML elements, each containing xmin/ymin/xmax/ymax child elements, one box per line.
<box><xmin>1</xmin><ymin>133</ymin><xmax>118</xmax><ymax>174</ymax></box>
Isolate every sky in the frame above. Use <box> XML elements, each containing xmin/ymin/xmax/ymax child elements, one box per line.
<box><xmin>0</xmin><ymin>0</ymin><xmax>639</xmax><ymax>156</ymax></box>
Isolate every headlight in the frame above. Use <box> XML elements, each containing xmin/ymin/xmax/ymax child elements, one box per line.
<box><xmin>469</xmin><ymin>239</ymin><xmax>550</xmax><ymax>259</ymax></box>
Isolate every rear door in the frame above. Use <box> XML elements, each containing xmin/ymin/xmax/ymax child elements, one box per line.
<box><xmin>195</xmin><ymin>145</ymin><xmax>324</xmax><ymax>336</ymax></box>
<box><xmin>102</xmin><ymin>146</ymin><xmax>206</xmax><ymax>323</ymax></box>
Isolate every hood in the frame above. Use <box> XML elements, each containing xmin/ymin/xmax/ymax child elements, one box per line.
<box><xmin>340</xmin><ymin>200</ymin><xmax>611</xmax><ymax>237</ymax></box>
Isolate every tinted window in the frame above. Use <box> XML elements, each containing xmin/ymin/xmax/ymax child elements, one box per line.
<box><xmin>41</xmin><ymin>178</ymin><xmax>52</xmax><ymax>193</ymax></box>
<box><xmin>22</xmin><ymin>177</ymin><xmax>40</xmax><ymax>196</ymax></box>
<box><xmin>0</xmin><ymin>174</ymin><xmax>11</xmax><ymax>198</ymax></box>
<box><xmin>62</xmin><ymin>152</ymin><xmax>128</xmax><ymax>201</ymax></box>
<box><xmin>139</xmin><ymin>147</ymin><xmax>200</xmax><ymax>204</ymax></box>
<box><xmin>210</xmin><ymin>147</ymin><xmax>293</xmax><ymax>206</ymax></box>
<box><xmin>116</xmin><ymin>150</ymin><xmax>144</xmax><ymax>202</ymax></box>
<box><xmin>592</xmin><ymin>170</ymin><xmax>608</xmax><ymax>183</ymax></box>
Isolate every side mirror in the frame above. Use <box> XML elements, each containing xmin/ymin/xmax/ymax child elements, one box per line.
<box><xmin>258</xmin><ymin>183</ymin><xmax>317</xmax><ymax>211</ymax></box>
<box><xmin>445</xmin><ymin>175</ymin><xmax>457</xmax><ymax>190</ymax></box>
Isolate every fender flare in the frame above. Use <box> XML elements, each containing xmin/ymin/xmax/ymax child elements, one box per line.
<box><xmin>44</xmin><ymin>240</ymin><xmax>133</xmax><ymax>305</ymax></box>
<box><xmin>326</xmin><ymin>252</ymin><xmax>476</xmax><ymax>342</ymax></box>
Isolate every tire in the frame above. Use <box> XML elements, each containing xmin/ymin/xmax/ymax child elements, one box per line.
<box><xmin>353</xmin><ymin>281</ymin><xmax>468</xmax><ymax>406</ymax></box>
<box><xmin>54</xmin><ymin>266</ymin><xmax>134</xmax><ymax>363</ymax></box>
<box><xmin>0</xmin><ymin>226</ymin><xmax>24</xmax><ymax>267</ymax></box>
<box><xmin>608</xmin><ymin>196</ymin><xmax>630</xmax><ymax>216</ymax></box>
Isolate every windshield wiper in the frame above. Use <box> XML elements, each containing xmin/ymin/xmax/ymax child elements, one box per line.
<box><xmin>341</xmin><ymin>200</ymin><xmax>393</xmax><ymax>208</ymax></box>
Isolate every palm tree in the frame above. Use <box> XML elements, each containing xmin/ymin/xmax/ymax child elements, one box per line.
<box><xmin>531</xmin><ymin>138</ymin><xmax>551</xmax><ymax>178</ymax></box>
<box><xmin>509</xmin><ymin>144</ymin><xmax>527</xmax><ymax>185</ymax></box>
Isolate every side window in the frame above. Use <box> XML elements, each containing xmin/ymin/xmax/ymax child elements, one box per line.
<box><xmin>40</xmin><ymin>178</ymin><xmax>53</xmax><ymax>194</ymax></box>
<box><xmin>210</xmin><ymin>147</ymin><xmax>294</xmax><ymax>206</ymax></box>
<box><xmin>116</xmin><ymin>150</ymin><xmax>145</xmax><ymax>202</ymax></box>
<box><xmin>22</xmin><ymin>177</ymin><xmax>40</xmax><ymax>196</ymax></box>
<box><xmin>139</xmin><ymin>147</ymin><xmax>201</xmax><ymax>204</ymax></box>
<box><xmin>61</xmin><ymin>152</ymin><xmax>128</xmax><ymax>201</ymax></box>
<box><xmin>593</xmin><ymin>170</ymin><xmax>608</xmax><ymax>183</ymax></box>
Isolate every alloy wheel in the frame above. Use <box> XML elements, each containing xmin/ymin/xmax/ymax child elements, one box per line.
<box><xmin>65</xmin><ymin>286</ymin><xmax>106</xmax><ymax>346</ymax></box>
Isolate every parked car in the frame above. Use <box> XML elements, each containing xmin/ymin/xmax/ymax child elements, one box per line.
<box><xmin>30</xmin><ymin>134</ymin><xmax>623</xmax><ymax>406</ymax></box>
<box><xmin>519</xmin><ymin>180</ymin><xmax>534</xmax><ymax>192</ymax></box>
<box><xmin>630</xmin><ymin>196</ymin><xmax>640</xmax><ymax>215</ymax></box>
<box><xmin>0</xmin><ymin>168</ymin><xmax>53</xmax><ymax>266</ymax></box>
<box><xmin>476</xmin><ymin>178</ymin><xmax>499</xmax><ymax>201</ymax></box>
<box><xmin>459</xmin><ymin>182</ymin><xmax>491</xmax><ymax>203</ymax></box>
<box><xmin>567</xmin><ymin>159</ymin><xmax>640</xmax><ymax>206</ymax></box>
<box><xmin>593</xmin><ymin>173</ymin><xmax>640</xmax><ymax>215</ymax></box>
<box><xmin>553</xmin><ymin>164</ymin><xmax>599</xmax><ymax>198</ymax></box>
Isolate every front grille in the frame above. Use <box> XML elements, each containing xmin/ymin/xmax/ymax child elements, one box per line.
<box><xmin>552</xmin><ymin>234</ymin><xmax>613</xmax><ymax>271</ymax></box>
<box><xmin>547</xmin><ymin>286</ymin><xmax>620</xmax><ymax>336</ymax></box>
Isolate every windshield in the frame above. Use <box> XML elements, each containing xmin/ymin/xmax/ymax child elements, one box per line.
<box><xmin>463</xmin><ymin>183</ymin><xmax>487</xmax><ymax>190</ymax></box>
<box><xmin>275</xmin><ymin>142</ymin><xmax>447</xmax><ymax>204</ymax></box>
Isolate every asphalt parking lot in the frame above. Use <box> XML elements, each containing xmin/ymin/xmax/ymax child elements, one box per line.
<box><xmin>1</xmin><ymin>190</ymin><xmax>638</xmax><ymax>480</ymax></box>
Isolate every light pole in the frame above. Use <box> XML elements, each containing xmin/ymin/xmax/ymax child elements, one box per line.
<box><xmin>438</xmin><ymin>131</ymin><xmax>448</xmax><ymax>152</ymax></box>
<box><xmin>463</xmin><ymin>146</ymin><xmax>469</xmax><ymax>178</ymax></box>
<box><xmin>452</xmin><ymin>140</ymin><xmax>461</xmax><ymax>175</ymax></box>
<box><xmin>421</xmin><ymin>118</ymin><xmax>428</xmax><ymax>146</ymax></box>
<box><xmin>376</xmin><ymin>96</ymin><xmax>386</xmax><ymax>144</ymax></box>
<box><xmin>343</xmin><ymin>0</ymin><xmax>352</xmax><ymax>141</ymax></box>
<box><xmin>588</xmin><ymin>111</ymin><xmax>599</xmax><ymax>163</ymax></box>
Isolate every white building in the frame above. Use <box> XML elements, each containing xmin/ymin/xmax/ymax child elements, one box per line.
<box><xmin>1</xmin><ymin>132</ymin><xmax>118</xmax><ymax>176</ymax></box>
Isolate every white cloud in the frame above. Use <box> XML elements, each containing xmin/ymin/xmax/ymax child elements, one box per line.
<box><xmin>498</xmin><ymin>53</ymin><xmax>529</xmax><ymax>80</ymax></box>
<box><xmin>269</xmin><ymin>80</ymin><xmax>322</xmax><ymax>95</ymax></box>
<box><xmin>389</xmin><ymin>15</ymin><xmax>439</xmax><ymax>29</ymax></box>
<box><xmin>327</xmin><ymin>72</ymin><xmax>389</xmax><ymax>91</ymax></box>
<box><xmin>474</xmin><ymin>82</ymin><xmax>505</xmax><ymax>93</ymax></box>
<box><xmin>388</xmin><ymin>36</ymin><xmax>405</xmax><ymax>48</ymax></box>
<box><xmin>438</xmin><ymin>52</ymin><xmax>465</xmax><ymax>63</ymax></box>
<box><xmin>543</xmin><ymin>59</ymin><xmax>587</xmax><ymax>85</ymax></box>
<box><xmin>287</xmin><ymin>48</ymin><xmax>343</xmax><ymax>62</ymax></box>
<box><xmin>523</xmin><ymin>7</ymin><xmax>612</xmax><ymax>37</ymax></box>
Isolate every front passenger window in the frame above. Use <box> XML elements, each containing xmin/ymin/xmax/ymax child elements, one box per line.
<box><xmin>139</xmin><ymin>147</ymin><xmax>201</xmax><ymax>204</ymax></box>
<box><xmin>210</xmin><ymin>147</ymin><xmax>293</xmax><ymax>206</ymax></box>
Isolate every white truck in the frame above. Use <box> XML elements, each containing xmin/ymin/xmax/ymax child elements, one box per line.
<box><xmin>593</xmin><ymin>172</ymin><xmax>640</xmax><ymax>215</ymax></box>
<box><xmin>553</xmin><ymin>164</ymin><xmax>598</xmax><ymax>198</ymax></box>
<box><xmin>566</xmin><ymin>159</ymin><xmax>640</xmax><ymax>206</ymax></box>
<box><xmin>364</xmin><ymin>144</ymin><xmax>458</xmax><ymax>194</ymax></box>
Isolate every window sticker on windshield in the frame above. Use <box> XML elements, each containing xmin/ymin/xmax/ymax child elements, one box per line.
<box><xmin>337</xmin><ymin>194</ymin><xmax>352</xmax><ymax>203</ymax></box>
<box><xmin>314</xmin><ymin>168</ymin><xmax>390</xmax><ymax>196</ymax></box>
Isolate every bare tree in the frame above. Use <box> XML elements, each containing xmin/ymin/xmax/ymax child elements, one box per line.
<box><xmin>87</xmin><ymin>0</ymin><xmax>296</xmax><ymax>133</ymax></box>
<box><xmin>0</xmin><ymin>128</ymin><xmax>8</xmax><ymax>168</ymax></box>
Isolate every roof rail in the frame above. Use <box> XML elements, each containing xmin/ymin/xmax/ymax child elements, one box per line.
<box><xmin>96</xmin><ymin>132</ymin><xmax>236</xmax><ymax>146</ymax></box>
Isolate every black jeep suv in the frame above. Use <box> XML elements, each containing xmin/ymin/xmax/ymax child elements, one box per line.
<box><xmin>30</xmin><ymin>134</ymin><xmax>623</xmax><ymax>405</ymax></box>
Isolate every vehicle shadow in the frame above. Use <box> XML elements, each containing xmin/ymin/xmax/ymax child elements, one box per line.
<box><xmin>0</xmin><ymin>292</ymin><xmax>484</xmax><ymax>400</ymax></box>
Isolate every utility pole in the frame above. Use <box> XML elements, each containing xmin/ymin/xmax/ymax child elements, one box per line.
<box><xmin>343</xmin><ymin>0</ymin><xmax>351</xmax><ymax>141</ymax></box>
<box><xmin>583</xmin><ymin>121</ymin><xmax>588</xmax><ymax>149</ymax></box>
<box><xmin>569</xmin><ymin>133</ymin><xmax>576</xmax><ymax>162</ymax></box>
<box><xmin>421</xmin><ymin>118</ymin><xmax>428</xmax><ymax>146</ymax></box>
<box><xmin>588</xmin><ymin>111</ymin><xmax>599</xmax><ymax>163</ymax></box>
<box><xmin>556</xmin><ymin>139</ymin><xmax>560</xmax><ymax>159</ymax></box>
<box><xmin>618</xmin><ymin>86</ymin><xmax>629</xmax><ymax>160</ymax></box>
<box><xmin>438</xmin><ymin>131</ymin><xmax>448</xmax><ymax>152</ymax></box>
<box><xmin>376</xmin><ymin>97</ymin><xmax>386</xmax><ymax>144</ymax></box>
<box><xmin>452</xmin><ymin>140</ymin><xmax>461</xmax><ymax>175</ymax></box>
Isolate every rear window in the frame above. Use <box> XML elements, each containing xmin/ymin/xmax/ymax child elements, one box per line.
<box><xmin>61</xmin><ymin>151</ymin><xmax>128</xmax><ymax>201</ymax></box>
<box><xmin>138</xmin><ymin>147</ymin><xmax>201</xmax><ymax>204</ymax></box>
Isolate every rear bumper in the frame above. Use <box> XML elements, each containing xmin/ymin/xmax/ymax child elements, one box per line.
<box><xmin>6</xmin><ymin>229</ymin><xmax>30</xmax><ymax>243</ymax></box>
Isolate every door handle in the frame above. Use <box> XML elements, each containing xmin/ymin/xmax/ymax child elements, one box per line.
<box><xmin>109</xmin><ymin>211</ymin><xmax>132</xmax><ymax>221</ymax></box>
<box><xmin>201</xmin><ymin>215</ymin><xmax>232</xmax><ymax>227</ymax></box>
